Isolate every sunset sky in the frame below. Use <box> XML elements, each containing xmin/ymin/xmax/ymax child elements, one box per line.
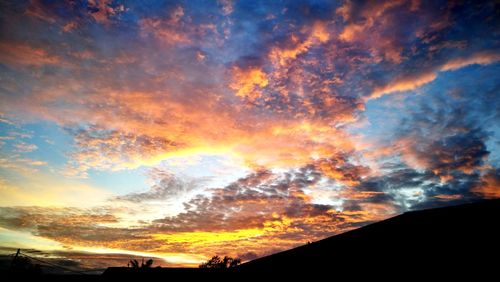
<box><xmin>0</xmin><ymin>0</ymin><xmax>499</xmax><ymax>270</ymax></box>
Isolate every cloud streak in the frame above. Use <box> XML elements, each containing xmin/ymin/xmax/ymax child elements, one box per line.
<box><xmin>370</xmin><ymin>50</ymin><xmax>500</xmax><ymax>99</ymax></box>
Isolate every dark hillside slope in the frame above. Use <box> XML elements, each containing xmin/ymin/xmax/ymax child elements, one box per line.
<box><xmin>237</xmin><ymin>199</ymin><xmax>500</xmax><ymax>276</ymax></box>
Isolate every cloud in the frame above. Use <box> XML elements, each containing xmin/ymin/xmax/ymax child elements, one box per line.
<box><xmin>313</xmin><ymin>153</ymin><xmax>370</xmax><ymax>186</ymax></box>
<box><xmin>440</xmin><ymin>50</ymin><xmax>500</xmax><ymax>71</ymax></box>
<box><xmin>2</xmin><ymin>0</ymin><xmax>496</xmax><ymax>177</ymax></box>
<box><xmin>370</xmin><ymin>50</ymin><xmax>500</xmax><ymax>99</ymax></box>
<box><xmin>86</xmin><ymin>0</ymin><xmax>126</xmax><ymax>24</ymax></box>
<box><xmin>0</xmin><ymin>164</ymin><xmax>397</xmax><ymax>261</ymax></box>
<box><xmin>13</xmin><ymin>141</ymin><xmax>37</xmax><ymax>153</ymax></box>
<box><xmin>114</xmin><ymin>169</ymin><xmax>209</xmax><ymax>202</ymax></box>
<box><xmin>0</xmin><ymin>206</ymin><xmax>120</xmax><ymax>240</ymax></box>
<box><xmin>0</xmin><ymin>42</ymin><xmax>60</xmax><ymax>67</ymax></box>
<box><xmin>338</xmin><ymin>0</ymin><xmax>404</xmax><ymax>42</ymax></box>
<box><xmin>21</xmin><ymin>0</ymin><xmax>125</xmax><ymax>28</ymax></box>
<box><xmin>0</xmin><ymin>247</ymin><xmax>197</xmax><ymax>273</ymax></box>
<box><xmin>268</xmin><ymin>21</ymin><xmax>330</xmax><ymax>67</ymax></box>
<box><xmin>392</xmin><ymin>97</ymin><xmax>491</xmax><ymax>182</ymax></box>
<box><xmin>63</xmin><ymin>126</ymin><xmax>179</xmax><ymax>177</ymax></box>
<box><xmin>151</xmin><ymin>168</ymin><xmax>328</xmax><ymax>232</ymax></box>
<box><xmin>0</xmin><ymin>117</ymin><xmax>14</xmax><ymax>125</ymax></box>
<box><xmin>358</xmin><ymin>73</ymin><xmax>500</xmax><ymax>208</ymax></box>
<box><xmin>147</xmin><ymin>165</ymin><xmax>396</xmax><ymax>256</ymax></box>
<box><xmin>219</xmin><ymin>0</ymin><xmax>234</xmax><ymax>16</ymax></box>
<box><xmin>0</xmin><ymin>155</ymin><xmax>47</xmax><ymax>173</ymax></box>
<box><xmin>139</xmin><ymin>13</ymin><xmax>192</xmax><ymax>46</ymax></box>
<box><xmin>473</xmin><ymin>169</ymin><xmax>500</xmax><ymax>199</ymax></box>
<box><xmin>229</xmin><ymin>66</ymin><xmax>269</xmax><ymax>101</ymax></box>
<box><xmin>369</xmin><ymin>71</ymin><xmax>438</xmax><ymax>99</ymax></box>
<box><xmin>336</xmin><ymin>0</ymin><xmax>419</xmax><ymax>63</ymax></box>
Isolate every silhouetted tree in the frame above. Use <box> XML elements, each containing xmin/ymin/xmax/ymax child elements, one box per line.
<box><xmin>199</xmin><ymin>255</ymin><xmax>241</xmax><ymax>268</ymax></box>
<box><xmin>143</xmin><ymin>258</ymin><xmax>154</xmax><ymax>268</ymax></box>
<box><xmin>129</xmin><ymin>258</ymin><xmax>154</xmax><ymax>269</ymax></box>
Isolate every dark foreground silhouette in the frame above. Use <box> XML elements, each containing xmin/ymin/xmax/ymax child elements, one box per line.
<box><xmin>5</xmin><ymin>199</ymin><xmax>500</xmax><ymax>279</ymax></box>
<box><xmin>104</xmin><ymin>199</ymin><xmax>500</xmax><ymax>279</ymax></box>
<box><xmin>237</xmin><ymin>198</ymin><xmax>500</xmax><ymax>278</ymax></box>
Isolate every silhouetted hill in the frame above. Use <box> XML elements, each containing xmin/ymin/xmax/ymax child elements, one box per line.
<box><xmin>237</xmin><ymin>199</ymin><xmax>500</xmax><ymax>278</ymax></box>
<box><xmin>100</xmin><ymin>199</ymin><xmax>499</xmax><ymax>279</ymax></box>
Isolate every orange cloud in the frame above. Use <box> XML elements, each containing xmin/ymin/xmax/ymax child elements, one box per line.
<box><xmin>314</xmin><ymin>155</ymin><xmax>369</xmax><ymax>186</ymax></box>
<box><xmin>269</xmin><ymin>21</ymin><xmax>330</xmax><ymax>67</ymax></box>
<box><xmin>440</xmin><ymin>51</ymin><xmax>500</xmax><ymax>71</ymax></box>
<box><xmin>1</xmin><ymin>8</ymin><xmax>360</xmax><ymax>179</ymax></box>
<box><xmin>338</xmin><ymin>1</ymin><xmax>404</xmax><ymax>42</ymax></box>
<box><xmin>140</xmin><ymin>18</ymin><xmax>191</xmax><ymax>45</ymax></box>
<box><xmin>473</xmin><ymin>170</ymin><xmax>500</xmax><ymax>199</ymax></box>
<box><xmin>15</xmin><ymin>74</ymin><xmax>359</xmax><ymax>175</ymax></box>
<box><xmin>370</xmin><ymin>72</ymin><xmax>437</xmax><ymax>99</ymax></box>
<box><xmin>0</xmin><ymin>42</ymin><xmax>60</xmax><ymax>67</ymax></box>
<box><xmin>337</xmin><ymin>0</ymin><xmax>406</xmax><ymax>63</ymax></box>
<box><xmin>25</xmin><ymin>0</ymin><xmax>58</xmax><ymax>23</ymax></box>
<box><xmin>87</xmin><ymin>0</ymin><xmax>125</xmax><ymax>24</ymax></box>
<box><xmin>369</xmin><ymin>50</ymin><xmax>500</xmax><ymax>99</ymax></box>
<box><xmin>62</xmin><ymin>21</ymin><xmax>78</xmax><ymax>33</ymax></box>
<box><xmin>230</xmin><ymin>66</ymin><xmax>269</xmax><ymax>101</ymax></box>
<box><xmin>138</xmin><ymin>6</ymin><xmax>209</xmax><ymax>46</ymax></box>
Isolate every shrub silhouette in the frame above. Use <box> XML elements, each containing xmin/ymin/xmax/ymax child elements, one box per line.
<box><xmin>199</xmin><ymin>255</ymin><xmax>241</xmax><ymax>269</ymax></box>
<box><xmin>128</xmin><ymin>258</ymin><xmax>154</xmax><ymax>269</ymax></box>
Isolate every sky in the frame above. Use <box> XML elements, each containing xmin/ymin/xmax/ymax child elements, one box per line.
<box><xmin>0</xmin><ymin>0</ymin><xmax>499</xmax><ymax>271</ymax></box>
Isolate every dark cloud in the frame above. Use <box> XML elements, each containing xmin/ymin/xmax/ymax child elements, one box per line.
<box><xmin>0</xmin><ymin>206</ymin><xmax>118</xmax><ymax>230</ymax></box>
<box><xmin>114</xmin><ymin>168</ymin><xmax>209</xmax><ymax>202</ymax></box>
<box><xmin>0</xmin><ymin>206</ymin><xmax>149</xmax><ymax>245</ymax></box>
<box><xmin>152</xmin><ymin>167</ymin><xmax>329</xmax><ymax>232</ymax></box>
<box><xmin>395</xmin><ymin>94</ymin><xmax>491</xmax><ymax>178</ymax></box>
<box><xmin>359</xmin><ymin>68</ymin><xmax>500</xmax><ymax>209</ymax></box>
